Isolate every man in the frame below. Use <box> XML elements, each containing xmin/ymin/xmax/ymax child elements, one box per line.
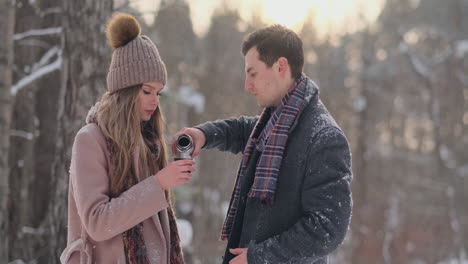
<box><xmin>172</xmin><ymin>25</ymin><xmax>352</xmax><ymax>264</ymax></box>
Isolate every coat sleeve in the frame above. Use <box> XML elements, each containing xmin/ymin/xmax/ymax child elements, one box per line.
<box><xmin>70</xmin><ymin>128</ymin><xmax>169</xmax><ymax>241</ymax></box>
<box><xmin>247</xmin><ymin>127</ymin><xmax>353</xmax><ymax>263</ymax></box>
<box><xmin>195</xmin><ymin>116</ymin><xmax>259</xmax><ymax>154</ymax></box>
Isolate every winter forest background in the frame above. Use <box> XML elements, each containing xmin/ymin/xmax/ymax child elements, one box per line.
<box><xmin>1</xmin><ymin>0</ymin><xmax>468</xmax><ymax>263</ymax></box>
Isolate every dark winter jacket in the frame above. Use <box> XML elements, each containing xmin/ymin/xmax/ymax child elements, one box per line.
<box><xmin>196</xmin><ymin>79</ymin><xmax>353</xmax><ymax>264</ymax></box>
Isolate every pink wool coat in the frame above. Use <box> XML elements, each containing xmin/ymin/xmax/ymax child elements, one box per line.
<box><xmin>61</xmin><ymin>123</ymin><xmax>172</xmax><ymax>264</ymax></box>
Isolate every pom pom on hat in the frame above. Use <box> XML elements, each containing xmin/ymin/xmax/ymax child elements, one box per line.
<box><xmin>106</xmin><ymin>13</ymin><xmax>141</xmax><ymax>48</ymax></box>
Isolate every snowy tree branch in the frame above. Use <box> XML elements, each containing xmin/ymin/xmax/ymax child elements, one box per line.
<box><xmin>26</xmin><ymin>0</ymin><xmax>62</xmax><ymax>16</ymax></box>
<box><xmin>455</xmin><ymin>40</ymin><xmax>468</xmax><ymax>58</ymax></box>
<box><xmin>21</xmin><ymin>226</ymin><xmax>46</xmax><ymax>236</ymax></box>
<box><xmin>397</xmin><ymin>25</ymin><xmax>450</xmax><ymax>41</ymax></box>
<box><xmin>31</xmin><ymin>47</ymin><xmax>60</xmax><ymax>72</ymax></box>
<box><xmin>35</xmin><ymin>7</ymin><xmax>62</xmax><ymax>17</ymax></box>
<box><xmin>14</xmin><ymin>27</ymin><xmax>62</xmax><ymax>41</ymax></box>
<box><xmin>398</xmin><ymin>28</ymin><xmax>454</xmax><ymax>77</ymax></box>
<box><xmin>399</xmin><ymin>41</ymin><xmax>431</xmax><ymax>79</ymax></box>
<box><xmin>456</xmin><ymin>164</ymin><xmax>468</xmax><ymax>177</ymax></box>
<box><xmin>11</xmin><ymin>52</ymin><xmax>62</xmax><ymax>96</ymax></box>
<box><xmin>10</xmin><ymin>130</ymin><xmax>35</xmax><ymax>140</ymax></box>
<box><xmin>115</xmin><ymin>0</ymin><xmax>143</xmax><ymax>11</ymax></box>
<box><xmin>115</xmin><ymin>0</ymin><xmax>131</xmax><ymax>10</ymax></box>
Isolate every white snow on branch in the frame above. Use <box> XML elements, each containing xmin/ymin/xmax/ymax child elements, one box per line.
<box><xmin>438</xmin><ymin>144</ymin><xmax>468</xmax><ymax>177</ymax></box>
<box><xmin>14</xmin><ymin>27</ymin><xmax>62</xmax><ymax>41</ymax></box>
<box><xmin>8</xmin><ymin>260</ymin><xmax>26</xmax><ymax>264</ymax></box>
<box><xmin>398</xmin><ymin>25</ymin><xmax>450</xmax><ymax>43</ymax></box>
<box><xmin>455</xmin><ymin>40</ymin><xmax>468</xmax><ymax>58</ymax></box>
<box><xmin>438</xmin><ymin>257</ymin><xmax>468</xmax><ymax>264</ymax></box>
<box><xmin>399</xmin><ymin>41</ymin><xmax>431</xmax><ymax>79</ymax></box>
<box><xmin>11</xmin><ymin>52</ymin><xmax>62</xmax><ymax>96</ymax></box>
<box><xmin>398</xmin><ymin>41</ymin><xmax>409</xmax><ymax>53</ymax></box>
<box><xmin>21</xmin><ymin>226</ymin><xmax>46</xmax><ymax>236</ymax></box>
<box><xmin>409</xmin><ymin>54</ymin><xmax>431</xmax><ymax>78</ymax></box>
<box><xmin>10</xmin><ymin>129</ymin><xmax>34</xmax><ymax>140</ymax></box>
<box><xmin>439</xmin><ymin>144</ymin><xmax>457</xmax><ymax>169</ymax></box>
<box><xmin>177</xmin><ymin>85</ymin><xmax>205</xmax><ymax>113</ymax></box>
<box><xmin>456</xmin><ymin>164</ymin><xmax>468</xmax><ymax>177</ymax></box>
<box><xmin>36</xmin><ymin>7</ymin><xmax>62</xmax><ymax>17</ymax></box>
<box><xmin>176</xmin><ymin>219</ymin><xmax>193</xmax><ymax>249</ymax></box>
<box><xmin>31</xmin><ymin>46</ymin><xmax>60</xmax><ymax>72</ymax></box>
<box><xmin>409</xmin><ymin>58</ymin><xmax>430</xmax><ymax>78</ymax></box>
<box><xmin>437</xmin><ymin>245</ymin><xmax>468</xmax><ymax>264</ymax></box>
<box><xmin>352</xmin><ymin>95</ymin><xmax>367</xmax><ymax>112</ymax></box>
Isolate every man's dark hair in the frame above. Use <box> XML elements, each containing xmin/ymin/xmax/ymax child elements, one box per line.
<box><xmin>241</xmin><ymin>24</ymin><xmax>304</xmax><ymax>80</ymax></box>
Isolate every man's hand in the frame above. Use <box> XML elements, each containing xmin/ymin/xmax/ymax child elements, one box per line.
<box><xmin>171</xmin><ymin>127</ymin><xmax>206</xmax><ymax>158</ymax></box>
<box><xmin>229</xmin><ymin>248</ymin><xmax>248</xmax><ymax>264</ymax></box>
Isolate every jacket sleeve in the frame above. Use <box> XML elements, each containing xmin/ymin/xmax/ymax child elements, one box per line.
<box><xmin>195</xmin><ymin>116</ymin><xmax>259</xmax><ymax>154</ymax></box>
<box><xmin>70</xmin><ymin>128</ymin><xmax>169</xmax><ymax>242</ymax></box>
<box><xmin>247</xmin><ymin>127</ymin><xmax>353</xmax><ymax>263</ymax></box>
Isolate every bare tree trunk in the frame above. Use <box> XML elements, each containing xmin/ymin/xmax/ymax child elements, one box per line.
<box><xmin>8</xmin><ymin>0</ymin><xmax>62</xmax><ymax>261</ymax></box>
<box><xmin>351</xmin><ymin>30</ymin><xmax>373</xmax><ymax>264</ymax></box>
<box><xmin>43</xmin><ymin>1</ymin><xmax>113</xmax><ymax>262</ymax></box>
<box><xmin>0</xmin><ymin>0</ymin><xmax>15</xmax><ymax>260</ymax></box>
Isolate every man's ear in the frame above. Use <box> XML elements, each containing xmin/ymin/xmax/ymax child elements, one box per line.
<box><xmin>277</xmin><ymin>57</ymin><xmax>289</xmax><ymax>78</ymax></box>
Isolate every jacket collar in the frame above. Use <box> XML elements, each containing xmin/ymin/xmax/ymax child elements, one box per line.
<box><xmin>86</xmin><ymin>102</ymin><xmax>99</xmax><ymax>125</ymax></box>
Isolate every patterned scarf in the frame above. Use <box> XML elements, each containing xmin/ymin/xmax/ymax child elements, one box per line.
<box><xmin>221</xmin><ymin>75</ymin><xmax>309</xmax><ymax>241</ymax></box>
<box><xmin>87</xmin><ymin>107</ymin><xmax>184</xmax><ymax>264</ymax></box>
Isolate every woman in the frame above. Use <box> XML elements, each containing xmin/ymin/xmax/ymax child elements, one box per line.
<box><xmin>60</xmin><ymin>13</ymin><xmax>193</xmax><ymax>264</ymax></box>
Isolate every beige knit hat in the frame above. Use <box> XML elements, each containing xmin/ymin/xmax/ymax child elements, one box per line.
<box><xmin>105</xmin><ymin>13</ymin><xmax>167</xmax><ymax>93</ymax></box>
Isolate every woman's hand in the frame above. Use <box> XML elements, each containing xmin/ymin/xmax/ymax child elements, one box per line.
<box><xmin>154</xmin><ymin>159</ymin><xmax>195</xmax><ymax>190</ymax></box>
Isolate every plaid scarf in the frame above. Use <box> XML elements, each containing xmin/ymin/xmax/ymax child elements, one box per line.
<box><xmin>221</xmin><ymin>75</ymin><xmax>309</xmax><ymax>241</ymax></box>
<box><xmin>87</xmin><ymin>106</ymin><xmax>184</xmax><ymax>264</ymax></box>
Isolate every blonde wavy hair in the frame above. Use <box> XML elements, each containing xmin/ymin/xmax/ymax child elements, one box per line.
<box><xmin>97</xmin><ymin>84</ymin><xmax>168</xmax><ymax>197</ymax></box>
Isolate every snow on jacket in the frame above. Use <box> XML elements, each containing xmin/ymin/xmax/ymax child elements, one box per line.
<box><xmin>196</xmin><ymin>78</ymin><xmax>353</xmax><ymax>264</ymax></box>
<box><xmin>62</xmin><ymin>121</ymin><xmax>172</xmax><ymax>264</ymax></box>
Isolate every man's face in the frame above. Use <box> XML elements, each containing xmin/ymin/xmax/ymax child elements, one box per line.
<box><xmin>244</xmin><ymin>47</ymin><xmax>283</xmax><ymax>108</ymax></box>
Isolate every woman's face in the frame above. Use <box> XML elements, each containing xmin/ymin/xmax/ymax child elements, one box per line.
<box><xmin>136</xmin><ymin>81</ymin><xmax>164</xmax><ymax>121</ymax></box>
